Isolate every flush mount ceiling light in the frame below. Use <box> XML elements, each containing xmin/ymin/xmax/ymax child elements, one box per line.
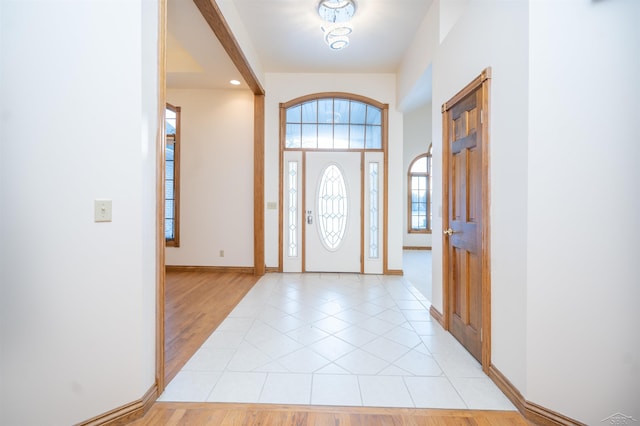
<box><xmin>318</xmin><ymin>0</ymin><xmax>356</xmax><ymax>51</ymax></box>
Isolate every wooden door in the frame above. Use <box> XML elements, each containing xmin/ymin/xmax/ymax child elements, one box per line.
<box><xmin>442</xmin><ymin>70</ymin><xmax>491</xmax><ymax>366</ymax></box>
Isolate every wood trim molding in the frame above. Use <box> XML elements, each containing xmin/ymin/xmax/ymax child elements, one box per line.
<box><xmin>76</xmin><ymin>385</ymin><xmax>157</xmax><ymax>426</ymax></box>
<box><xmin>281</xmin><ymin>92</ymin><xmax>387</xmax><ymax>110</ymax></box>
<box><xmin>360</xmin><ymin>152</ymin><xmax>365</xmax><ymax>274</ymax></box>
<box><xmin>254</xmin><ymin>94</ymin><xmax>265</xmax><ymax>276</ymax></box>
<box><xmin>441</xmin><ymin>68</ymin><xmax>492</xmax><ymax>113</ymax></box>
<box><xmin>192</xmin><ymin>0</ymin><xmax>264</xmax><ymax>96</ymax></box>
<box><xmin>156</xmin><ymin>0</ymin><xmax>167</xmax><ymax>395</ymax></box>
<box><xmin>382</xmin><ymin>106</ymin><xmax>389</xmax><ymax>274</ymax></box>
<box><xmin>441</xmin><ymin>91</ymin><xmax>451</xmax><ymax>332</ymax></box>
<box><xmin>429</xmin><ymin>305</ymin><xmax>444</xmax><ymax>327</ymax></box>
<box><xmin>488</xmin><ymin>366</ymin><xmax>585</xmax><ymax>426</ymax></box>
<box><xmin>403</xmin><ymin>246</ymin><xmax>432</xmax><ymax>250</ymax></box>
<box><xmin>480</xmin><ymin>69</ymin><xmax>492</xmax><ymax>374</ymax></box>
<box><xmin>165</xmin><ymin>265</ymin><xmax>255</xmax><ymax>274</ymax></box>
<box><xmin>385</xmin><ymin>269</ymin><xmax>403</xmax><ymax>276</ymax></box>
<box><xmin>278</xmin><ymin>104</ymin><xmax>285</xmax><ymax>273</ymax></box>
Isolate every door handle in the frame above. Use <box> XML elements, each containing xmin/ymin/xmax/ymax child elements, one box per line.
<box><xmin>444</xmin><ymin>228</ymin><xmax>455</xmax><ymax>236</ymax></box>
<box><xmin>307</xmin><ymin>210</ymin><xmax>313</xmax><ymax>225</ymax></box>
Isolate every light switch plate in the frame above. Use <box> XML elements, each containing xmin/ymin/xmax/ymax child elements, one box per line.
<box><xmin>267</xmin><ymin>201</ymin><xmax>277</xmax><ymax>210</ymax></box>
<box><xmin>95</xmin><ymin>200</ymin><xmax>112</xmax><ymax>222</ymax></box>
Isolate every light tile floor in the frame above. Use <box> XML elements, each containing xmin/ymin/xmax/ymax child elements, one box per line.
<box><xmin>159</xmin><ymin>273</ymin><xmax>515</xmax><ymax>410</ymax></box>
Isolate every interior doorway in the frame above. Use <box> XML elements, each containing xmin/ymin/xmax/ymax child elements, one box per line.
<box><xmin>442</xmin><ymin>68</ymin><xmax>491</xmax><ymax>371</ymax></box>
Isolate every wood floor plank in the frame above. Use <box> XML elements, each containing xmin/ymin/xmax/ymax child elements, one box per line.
<box><xmin>131</xmin><ymin>403</ymin><xmax>530</xmax><ymax>426</ymax></box>
<box><xmin>163</xmin><ymin>270</ymin><xmax>259</xmax><ymax>384</ymax></box>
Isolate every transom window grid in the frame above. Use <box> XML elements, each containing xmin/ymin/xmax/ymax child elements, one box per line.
<box><xmin>284</xmin><ymin>98</ymin><xmax>382</xmax><ymax>150</ymax></box>
<box><xmin>408</xmin><ymin>147</ymin><xmax>432</xmax><ymax>233</ymax></box>
<box><xmin>165</xmin><ymin>104</ymin><xmax>180</xmax><ymax>246</ymax></box>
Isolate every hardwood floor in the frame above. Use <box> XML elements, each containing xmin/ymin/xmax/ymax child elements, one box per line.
<box><xmin>164</xmin><ymin>270</ymin><xmax>259</xmax><ymax>384</ymax></box>
<box><xmin>132</xmin><ymin>403</ymin><xmax>531</xmax><ymax>425</ymax></box>
<box><xmin>151</xmin><ymin>271</ymin><xmax>530</xmax><ymax>426</ymax></box>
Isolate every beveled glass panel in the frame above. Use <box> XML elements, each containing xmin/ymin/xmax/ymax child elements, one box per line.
<box><xmin>287</xmin><ymin>161</ymin><xmax>298</xmax><ymax>257</ymax></box>
<box><xmin>302</xmin><ymin>124</ymin><xmax>317</xmax><ymax>148</ymax></box>
<box><xmin>286</xmin><ymin>105</ymin><xmax>302</xmax><ymax>123</ymax></box>
<box><xmin>301</xmin><ymin>101</ymin><xmax>317</xmax><ymax>123</ymax></box>
<box><xmin>318</xmin><ymin>164</ymin><xmax>348</xmax><ymax>250</ymax></box>
<box><xmin>350</xmin><ymin>101</ymin><xmax>367</xmax><ymax>124</ymax></box>
<box><xmin>166</xmin><ymin>145</ymin><xmax>174</xmax><ymax>161</ymax></box>
<box><xmin>318</xmin><ymin>124</ymin><xmax>333</xmax><ymax>149</ymax></box>
<box><xmin>369</xmin><ymin>162</ymin><xmax>379</xmax><ymax>259</ymax></box>
<box><xmin>286</xmin><ymin>124</ymin><xmax>302</xmax><ymax>148</ymax></box>
<box><xmin>350</xmin><ymin>124</ymin><xmax>365</xmax><ymax>149</ymax></box>
<box><xmin>365</xmin><ymin>125</ymin><xmax>381</xmax><ymax>149</ymax></box>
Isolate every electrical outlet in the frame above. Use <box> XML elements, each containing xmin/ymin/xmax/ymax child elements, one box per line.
<box><xmin>94</xmin><ymin>200</ymin><xmax>112</xmax><ymax>222</ymax></box>
<box><xmin>219</xmin><ymin>250</ymin><xmax>224</xmax><ymax>257</ymax></box>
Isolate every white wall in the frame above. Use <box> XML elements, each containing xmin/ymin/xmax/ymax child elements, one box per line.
<box><xmin>430</xmin><ymin>0</ymin><xmax>530</xmax><ymax>392</ymax></box>
<box><xmin>0</xmin><ymin>1</ymin><xmax>158</xmax><ymax>425</ymax></box>
<box><xmin>403</xmin><ymin>103</ymin><xmax>433</xmax><ymax>248</ymax></box>
<box><xmin>527</xmin><ymin>0</ymin><xmax>640</xmax><ymax>423</ymax></box>
<box><xmin>165</xmin><ymin>89</ymin><xmax>255</xmax><ymax>267</ymax></box>
<box><xmin>264</xmin><ymin>73</ymin><xmax>403</xmax><ymax>271</ymax></box>
<box><xmin>397</xmin><ymin>1</ymin><xmax>439</xmax><ymax>109</ymax></box>
<box><xmin>399</xmin><ymin>0</ymin><xmax>640</xmax><ymax>423</ymax></box>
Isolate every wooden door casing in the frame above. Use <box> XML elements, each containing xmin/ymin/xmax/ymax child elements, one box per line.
<box><xmin>442</xmin><ymin>69</ymin><xmax>491</xmax><ymax>371</ymax></box>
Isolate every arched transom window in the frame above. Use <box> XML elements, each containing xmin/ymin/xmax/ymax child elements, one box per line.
<box><xmin>408</xmin><ymin>145</ymin><xmax>432</xmax><ymax>233</ymax></box>
<box><xmin>284</xmin><ymin>97</ymin><xmax>383</xmax><ymax>150</ymax></box>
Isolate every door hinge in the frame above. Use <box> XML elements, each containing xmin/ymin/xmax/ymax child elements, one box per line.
<box><xmin>480</xmin><ymin>110</ymin><xmax>484</xmax><ymax>124</ymax></box>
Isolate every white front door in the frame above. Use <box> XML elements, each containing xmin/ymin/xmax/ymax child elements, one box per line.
<box><xmin>305</xmin><ymin>152</ymin><xmax>360</xmax><ymax>272</ymax></box>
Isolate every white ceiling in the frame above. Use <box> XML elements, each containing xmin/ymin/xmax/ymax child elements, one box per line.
<box><xmin>167</xmin><ymin>0</ymin><xmax>433</xmax><ymax>105</ymax></box>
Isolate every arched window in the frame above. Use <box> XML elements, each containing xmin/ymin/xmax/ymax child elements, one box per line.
<box><xmin>408</xmin><ymin>145</ymin><xmax>432</xmax><ymax>233</ymax></box>
<box><xmin>284</xmin><ymin>96</ymin><xmax>382</xmax><ymax>150</ymax></box>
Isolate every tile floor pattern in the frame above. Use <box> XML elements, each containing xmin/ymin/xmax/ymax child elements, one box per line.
<box><xmin>159</xmin><ymin>273</ymin><xmax>515</xmax><ymax>410</ymax></box>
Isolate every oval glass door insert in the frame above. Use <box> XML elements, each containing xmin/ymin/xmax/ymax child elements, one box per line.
<box><xmin>317</xmin><ymin>164</ymin><xmax>348</xmax><ymax>250</ymax></box>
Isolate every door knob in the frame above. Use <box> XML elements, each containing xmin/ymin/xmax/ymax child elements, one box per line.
<box><xmin>444</xmin><ymin>228</ymin><xmax>454</xmax><ymax>236</ymax></box>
